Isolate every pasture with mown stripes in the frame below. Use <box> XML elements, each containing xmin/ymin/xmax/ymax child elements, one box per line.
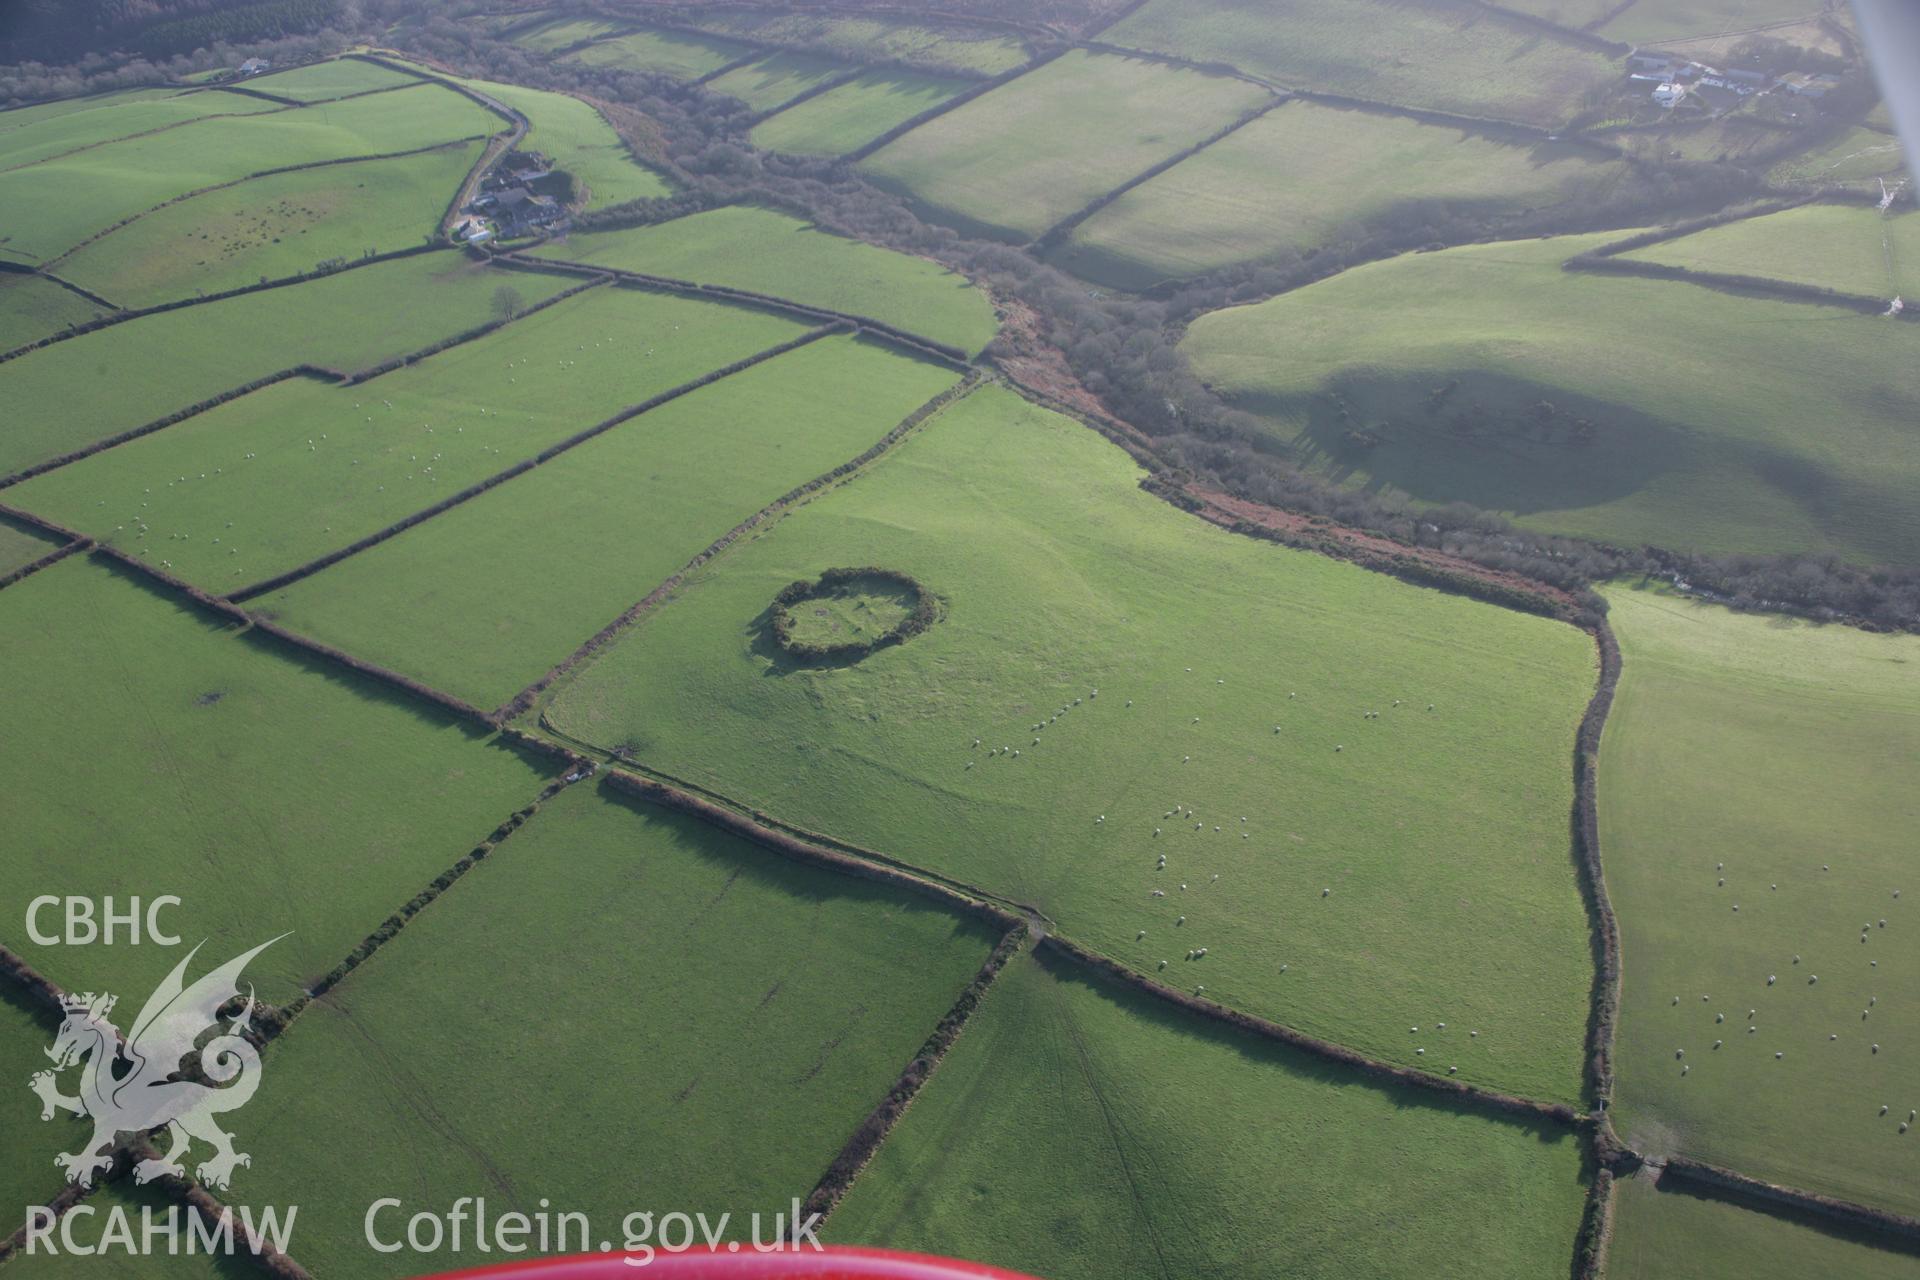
<box><xmin>543</xmin><ymin>383</ymin><xmax>1598</xmax><ymax>1102</ymax></box>
<box><xmin>1600</xmin><ymin>582</ymin><xmax>1920</xmax><ymax>1217</ymax></box>
<box><xmin>231</xmin><ymin>781</ymin><xmax>999</xmax><ymax>1280</ymax></box>
<box><xmin>6</xmin><ymin>284</ymin><xmax>807</xmax><ymax>593</ymax></box>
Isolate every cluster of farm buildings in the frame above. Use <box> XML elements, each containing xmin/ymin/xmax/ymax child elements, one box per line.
<box><xmin>1629</xmin><ymin>52</ymin><xmax>1841</xmax><ymax>111</ymax></box>
<box><xmin>453</xmin><ymin>150</ymin><xmax>567</xmax><ymax>244</ymax></box>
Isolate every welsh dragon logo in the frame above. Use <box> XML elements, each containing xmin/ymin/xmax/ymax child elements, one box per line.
<box><xmin>29</xmin><ymin>938</ymin><xmax>281</xmax><ymax>1191</ymax></box>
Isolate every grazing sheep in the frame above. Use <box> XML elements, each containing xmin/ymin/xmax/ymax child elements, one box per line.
<box><xmin>1716</xmin><ymin>1014</ymin><xmax>1725</xmax><ymax>1023</ymax></box>
<box><xmin>1714</xmin><ymin>1040</ymin><xmax>1722</xmax><ymax>1049</ymax></box>
<box><xmin>1449</xmin><ymin>1066</ymin><xmax>1457</xmax><ymax>1075</ymax></box>
<box><xmin>1176</xmin><ymin>916</ymin><xmax>1185</xmax><ymax>925</ymax></box>
<box><xmin>1323</xmin><ymin>888</ymin><xmax>1331</xmax><ymax>897</ymax></box>
<box><xmin>1776</xmin><ymin>1052</ymin><xmax>1784</xmax><ymax>1059</ymax></box>
<box><xmin>1768</xmin><ymin>975</ymin><xmax>1777</xmax><ymax>985</ymax></box>
<box><xmin>1158</xmin><ymin>960</ymin><xmax>1168</xmax><ymax>970</ymax></box>
<box><xmin>1416</xmin><ymin>1048</ymin><xmax>1425</xmax><ymax>1056</ymax></box>
<box><xmin>1137</xmin><ymin>931</ymin><xmax>1146</xmax><ymax>940</ymax></box>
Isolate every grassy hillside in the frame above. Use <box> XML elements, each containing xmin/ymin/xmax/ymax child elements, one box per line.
<box><xmin>0</xmin><ymin>990</ymin><xmax>66</xmax><ymax>1217</ymax></box>
<box><xmin>258</xmin><ymin>337</ymin><xmax>961</xmax><ymax>708</ymax></box>
<box><xmin>1600</xmin><ymin>0</ymin><xmax>1824</xmax><ymax>45</ymax></box>
<box><xmin>544</xmin><ymin>384</ymin><xmax>1598</xmax><ymax>1102</ymax></box>
<box><xmin>0</xmin><ymin>87</ymin><xmax>280</xmax><ymax>174</ymax></box>
<box><xmin>8</xmin><ymin>285</ymin><xmax>806</xmax><ymax>592</ymax></box>
<box><xmin>1608</xmin><ymin>1174</ymin><xmax>1920</xmax><ymax>1279</ymax></box>
<box><xmin>1055</xmin><ymin>99</ymin><xmax>1629</xmax><ymax>288</ymax></box>
<box><xmin>1770</xmin><ymin>125</ymin><xmax>1908</xmax><ymax>189</ymax></box>
<box><xmin>1183</xmin><ymin>234</ymin><xmax>1920</xmax><ymax>564</ymax></box>
<box><xmin>1622</xmin><ymin>204</ymin><xmax>1918</xmax><ymax>299</ymax></box>
<box><xmin>833</xmin><ymin>949</ymin><xmax>1590</xmax><ymax>1279</ymax></box>
<box><xmin>707</xmin><ymin>50</ymin><xmax>851</xmax><ymax>112</ymax></box>
<box><xmin>0</xmin><ymin>85</ymin><xmax>498</xmax><ymax>263</ymax></box>
<box><xmin>566</xmin><ymin>28</ymin><xmax>756</xmax><ymax>80</ymax></box>
<box><xmin>0</xmin><ymin>251</ymin><xmax>574</xmax><ymax>479</ymax></box>
<box><xmin>860</xmin><ymin>49</ymin><xmax>1271</xmax><ymax>242</ymax></box>
<box><xmin>506</xmin><ymin>14</ymin><xmax>627</xmax><ymax>53</ymax></box>
<box><xmin>57</xmin><ymin>141</ymin><xmax>482</xmax><ymax>307</ymax></box>
<box><xmin>235</xmin><ymin>782</ymin><xmax>996</xmax><ymax>1278</ymax></box>
<box><xmin>245</xmin><ymin>57</ymin><xmax>424</xmax><ymax>102</ymax></box>
<box><xmin>751</xmin><ymin>70</ymin><xmax>974</xmax><ymax>156</ymax></box>
<box><xmin>441</xmin><ymin>76</ymin><xmax>671</xmax><ymax>209</ymax></box>
<box><xmin>531</xmin><ymin>205</ymin><xmax>999</xmax><ymax>353</ymax></box>
<box><xmin>1104</xmin><ymin>0</ymin><xmax>1620</xmax><ymax>127</ymax></box>
<box><xmin>1601</xmin><ymin>582</ymin><xmax>1920</xmax><ymax>1215</ymax></box>
<box><xmin>0</xmin><ymin>555</ymin><xmax>552</xmax><ymax>1007</ymax></box>
<box><xmin>686</xmin><ymin>11</ymin><xmax>1029</xmax><ymax>75</ymax></box>
<box><xmin>0</xmin><ymin>514</ymin><xmax>61</xmax><ymax>576</ymax></box>
<box><xmin>0</xmin><ymin>272</ymin><xmax>106</xmax><ymax>351</ymax></box>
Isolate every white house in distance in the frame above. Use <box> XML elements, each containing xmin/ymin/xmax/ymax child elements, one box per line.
<box><xmin>237</xmin><ymin>57</ymin><xmax>271</xmax><ymax>76</ymax></box>
<box><xmin>1652</xmin><ymin>81</ymin><xmax>1688</xmax><ymax>108</ymax></box>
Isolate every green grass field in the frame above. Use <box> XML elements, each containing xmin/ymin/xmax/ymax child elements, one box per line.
<box><xmin>0</xmin><ymin>85</ymin><xmax>498</xmax><ymax>264</ymax></box>
<box><xmin>707</xmin><ymin>51</ymin><xmax>852</xmax><ymax>113</ymax></box>
<box><xmin>1054</xmin><ymin>99</ymin><xmax>1629</xmax><ymax>288</ymax></box>
<box><xmin>1622</xmin><ymin>205</ymin><xmax>1918</xmax><ymax>299</ymax></box>
<box><xmin>1105</xmin><ymin>0</ymin><xmax>1620</xmax><ymax>127</ymax></box>
<box><xmin>531</xmin><ymin>205</ymin><xmax>998</xmax><ymax>353</ymax></box>
<box><xmin>244</xmin><ymin>58</ymin><xmax>425</xmax><ymax>103</ymax></box>
<box><xmin>0</xmin><ymin>88</ymin><xmax>280</xmax><ymax>175</ymax></box>
<box><xmin>231</xmin><ymin>781</ymin><xmax>996</xmax><ymax>1278</ymax></box>
<box><xmin>686</xmin><ymin>12</ymin><xmax>1030</xmax><ymax>75</ymax></box>
<box><xmin>751</xmin><ymin>70</ymin><xmax>975</xmax><ymax>156</ymax></box>
<box><xmin>833</xmin><ymin>949</ymin><xmax>1590</xmax><ymax>1278</ymax></box>
<box><xmin>1490</xmin><ymin>0</ymin><xmax>1620</xmax><ymax>25</ymax></box>
<box><xmin>7</xmin><ymin>285</ymin><xmax>806</xmax><ymax>593</ymax></box>
<box><xmin>57</xmin><ymin>141</ymin><xmax>482</xmax><ymax>307</ymax></box>
<box><xmin>1182</xmin><ymin>233</ymin><xmax>1920</xmax><ymax>565</ymax></box>
<box><xmin>566</xmin><ymin>27</ymin><xmax>758</xmax><ymax>80</ymax></box>
<box><xmin>428</xmin><ymin>76</ymin><xmax>670</xmax><ymax>209</ymax></box>
<box><xmin>258</xmin><ymin>336</ymin><xmax>961</xmax><ymax>709</ymax></box>
<box><xmin>1770</xmin><ymin>125</ymin><xmax>1908</xmax><ymax>189</ymax></box>
<box><xmin>0</xmin><ymin>251</ymin><xmax>573</xmax><ymax>480</ymax></box>
<box><xmin>0</xmin><ymin>555</ymin><xmax>553</xmax><ymax>1008</ymax></box>
<box><xmin>1607</xmin><ymin>1173</ymin><xmax>1920</xmax><ymax>1279</ymax></box>
<box><xmin>1599</xmin><ymin>0</ymin><xmax>1824</xmax><ymax>45</ymax></box>
<box><xmin>506</xmin><ymin>14</ymin><xmax>629</xmax><ymax>53</ymax></box>
<box><xmin>0</xmin><ymin>513</ymin><xmax>62</xmax><ymax>575</ymax></box>
<box><xmin>861</xmin><ymin>49</ymin><xmax>1270</xmax><ymax>242</ymax></box>
<box><xmin>1</xmin><ymin>988</ymin><xmax>68</xmax><ymax>1216</ymax></box>
<box><xmin>543</xmin><ymin>383</ymin><xmax>1597</xmax><ymax>1102</ymax></box>
<box><xmin>1601</xmin><ymin>582</ymin><xmax>1920</xmax><ymax>1215</ymax></box>
<box><xmin>0</xmin><ymin>271</ymin><xmax>107</xmax><ymax>351</ymax></box>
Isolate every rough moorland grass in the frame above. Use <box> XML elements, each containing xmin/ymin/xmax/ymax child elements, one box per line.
<box><xmin>706</xmin><ymin>51</ymin><xmax>852</xmax><ymax>113</ymax></box>
<box><xmin>833</xmin><ymin>950</ymin><xmax>1590</xmax><ymax>1279</ymax></box>
<box><xmin>1769</xmin><ymin>125</ymin><xmax>1908</xmax><ymax>189</ymax></box>
<box><xmin>1</xmin><ymin>987</ymin><xmax>70</xmax><ymax>1216</ymax></box>
<box><xmin>0</xmin><ymin>251</ymin><xmax>573</xmax><ymax>479</ymax></box>
<box><xmin>0</xmin><ymin>85</ymin><xmax>499</xmax><ymax>263</ymax></box>
<box><xmin>545</xmin><ymin>384</ymin><xmax>1597</xmax><ymax>1102</ymax></box>
<box><xmin>1182</xmin><ymin>233</ymin><xmax>1920</xmax><ymax>565</ymax></box>
<box><xmin>234</xmin><ymin>781</ymin><xmax>996</xmax><ymax>1278</ymax></box>
<box><xmin>1055</xmin><ymin>99</ymin><xmax>1630</xmax><ymax>289</ymax></box>
<box><xmin>57</xmin><ymin>141</ymin><xmax>484</xmax><ymax>308</ymax></box>
<box><xmin>532</xmin><ymin>205</ymin><xmax>998</xmax><ymax>354</ymax></box>
<box><xmin>1600</xmin><ymin>0</ymin><xmax>1825</xmax><ymax>45</ymax></box>
<box><xmin>0</xmin><ymin>271</ymin><xmax>106</xmax><ymax>350</ymax></box>
<box><xmin>566</xmin><ymin>27</ymin><xmax>758</xmax><ymax>80</ymax></box>
<box><xmin>1622</xmin><ymin>205</ymin><xmax>1918</xmax><ymax>299</ymax></box>
<box><xmin>860</xmin><ymin>49</ymin><xmax>1270</xmax><ymax>243</ymax></box>
<box><xmin>244</xmin><ymin>57</ymin><xmax>424</xmax><ymax>102</ymax></box>
<box><xmin>0</xmin><ymin>556</ymin><xmax>551</xmax><ymax>1007</ymax></box>
<box><xmin>687</xmin><ymin>12</ymin><xmax>1030</xmax><ymax>75</ymax></box>
<box><xmin>0</xmin><ymin>511</ymin><xmax>62</xmax><ymax>575</ymax></box>
<box><xmin>1607</xmin><ymin>1173</ymin><xmax>1920</xmax><ymax>1279</ymax></box>
<box><xmin>3</xmin><ymin>1179</ymin><xmax>263</xmax><ymax>1279</ymax></box>
<box><xmin>0</xmin><ymin>88</ymin><xmax>280</xmax><ymax>175</ymax></box>
<box><xmin>1105</xmin><ymin>0</ymin><xmax>1620</xmax><ymax>127</ymax></box>
<box><xmin>259</xmin><ymin>337</ymin><xmax>962</xmax><ymax>709</ymax></box>
<box><xmin>751</xmin><ymin>70</ymin><xmax>975</xmax><ymax>157</ymax></box>
<box><xmin>8</xmin><ymin>286</ymin><xmax>805</xmax><ymax>592</ymax></box>
<box><xmin>1599</xmin><ymin>582</ymin><xmax>1920</xmax><ymax>1215</ymax></box>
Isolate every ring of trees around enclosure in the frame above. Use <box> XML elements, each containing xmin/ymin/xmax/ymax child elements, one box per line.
<box><xmin>768</xmin><ymin>566</ymin><xmax>939</xmax><ymax>662</ymax></box>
